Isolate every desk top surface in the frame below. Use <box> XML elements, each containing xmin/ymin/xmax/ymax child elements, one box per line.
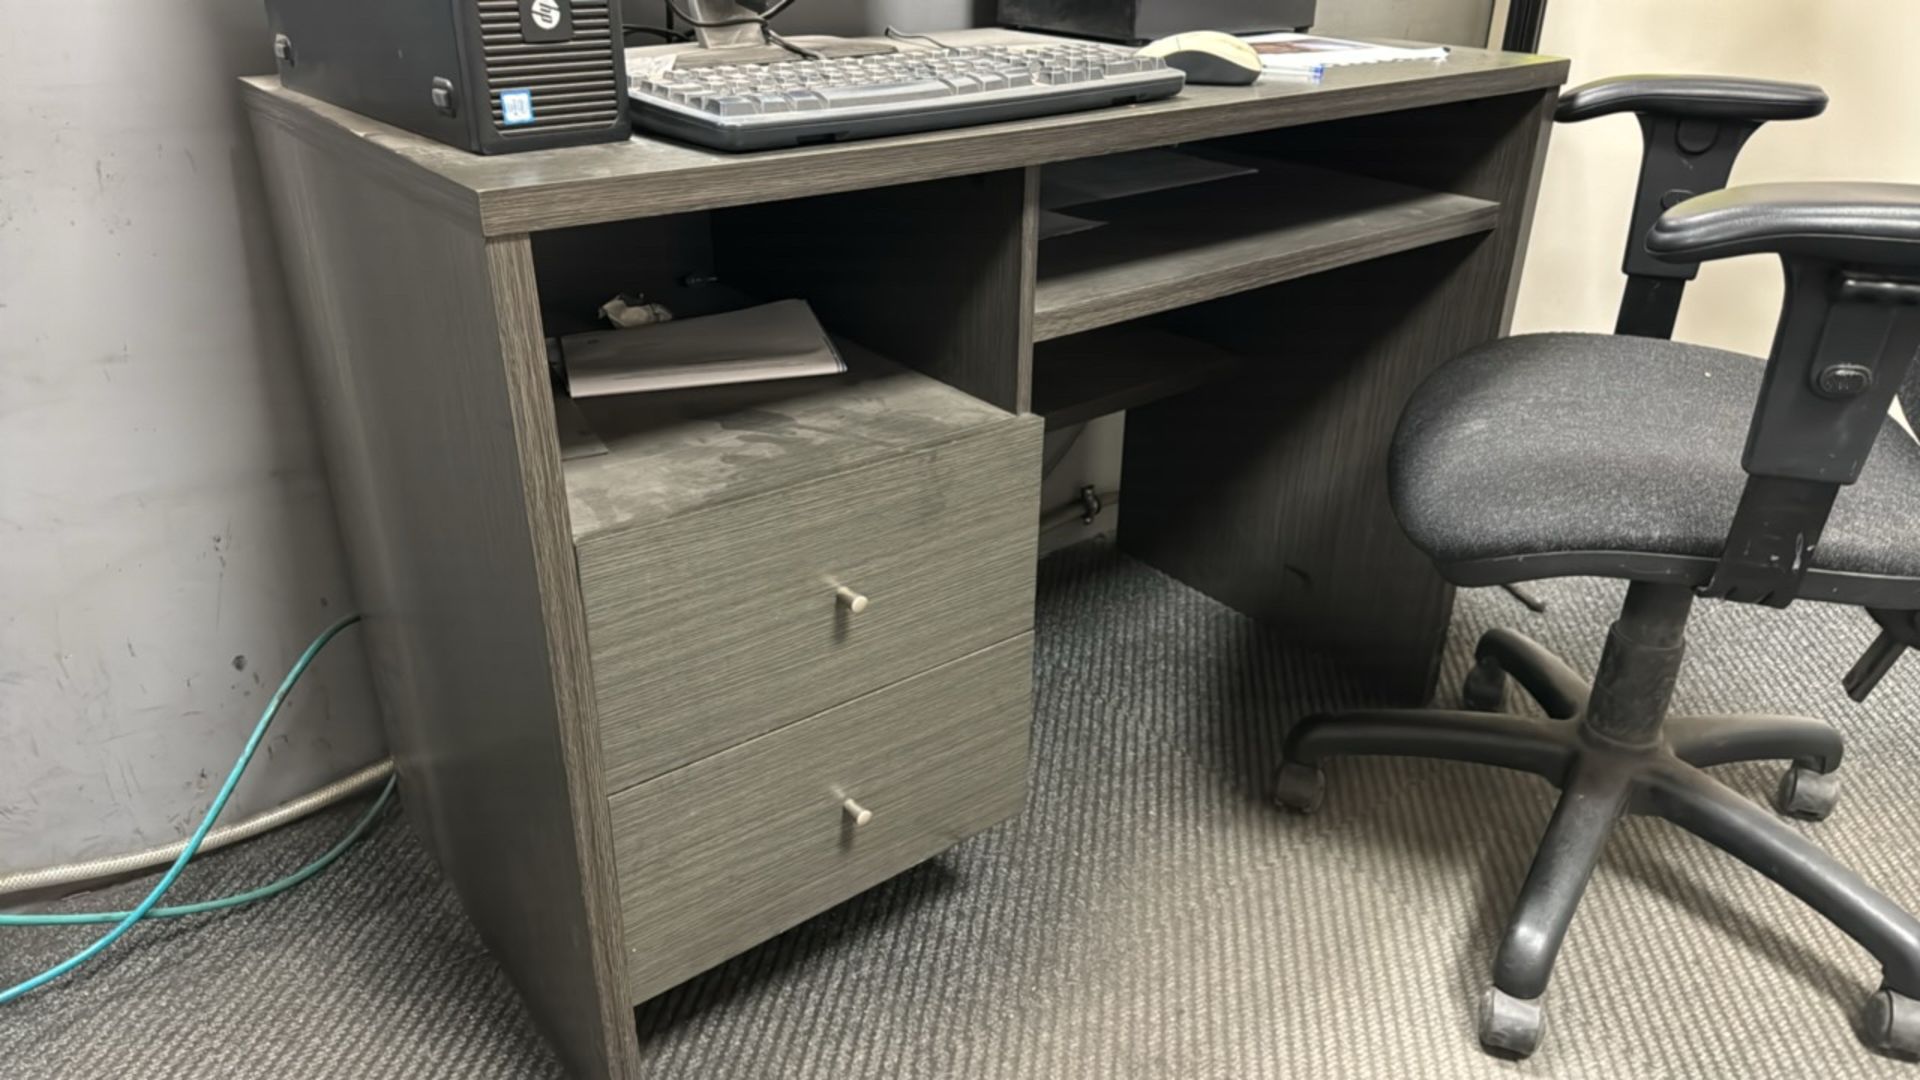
<box><xmin>240</xmin><ymin>29</ymin><xmax>1566</xmax><ymax>237</ymax></box>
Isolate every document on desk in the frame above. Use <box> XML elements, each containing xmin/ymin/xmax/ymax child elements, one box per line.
<box><xmin>1244</xmin><ymin>33</ymin><xmax>1449</xmax><ymax>77</ymax></box>
<box><xmin>558</xmin><ymin>298</ymin><xmax>846</xmax><ymax>398</ymax></box>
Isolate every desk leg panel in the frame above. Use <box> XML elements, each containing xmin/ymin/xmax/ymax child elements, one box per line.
<box><xmin>1120</xmin><ymin>90</ymin><xmax>1558</xmax><ymax>703</ymax></box>
<box><xmin>248</xmin><ymin>116</ymin><xmax>639</xmax><ymax>1078</ymax></box>
<box><xmin>1118</xmin><ymin>241</ymin><xmax>1482</xmax><ymax>703</ymax></box>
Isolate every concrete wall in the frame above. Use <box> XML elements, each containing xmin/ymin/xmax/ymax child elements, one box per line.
<box><xmin>0</xmin><ymin>1</ymin><xmax>385</xmax><ymax>874</ymax></box>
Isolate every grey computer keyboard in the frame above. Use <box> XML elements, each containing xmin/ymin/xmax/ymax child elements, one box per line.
<box><xmin>628</xmin><ymin>42</ymin><xmax>1186</xmax><ymax>152</ymax></box>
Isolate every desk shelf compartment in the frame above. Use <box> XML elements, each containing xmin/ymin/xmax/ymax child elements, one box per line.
<box><xmin>1032</xmin><ymin>160</ymin><xmax>1501</xmax><ymax>343</ymax></box>
<box><xmin>1031</xmin><ymin>322</ymin><xmax>1245</xmax><ymax>430</ymax></box>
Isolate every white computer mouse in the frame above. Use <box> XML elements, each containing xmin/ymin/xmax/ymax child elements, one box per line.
<box><xmin>1138</xmin><ymin>31</ymin><xmax>1263</xmax><ymax>86</ymax></box>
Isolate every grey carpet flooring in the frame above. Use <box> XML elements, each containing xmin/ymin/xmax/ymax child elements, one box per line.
<box><xmin>6</xmin><ymin>540</ymin><xmax>1919</xmax><ymax>1078</ymax></box>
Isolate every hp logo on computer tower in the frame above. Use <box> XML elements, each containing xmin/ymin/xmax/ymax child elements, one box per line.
<box><xmin>521</xmin><ymin>0</ymin><xmax>574</xmax><ymax>42</ymax></box>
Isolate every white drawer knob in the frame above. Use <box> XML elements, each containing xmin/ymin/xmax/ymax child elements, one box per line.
<box><xmin>835</xmin><ymin>586</ymin><xmax>870</xmax><ymax>614</ymax></box>
<box><xmin>842</xmin><ymin>798</ymin><xmax>873</xmax><ymax>827</ymax></box>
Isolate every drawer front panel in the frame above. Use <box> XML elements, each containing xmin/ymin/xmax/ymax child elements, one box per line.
<box><xmin>611</xmin><ymin>635</ymin><xmax>1032</xmax><ymax>1002</ymax></box>
<box><xmin>581</xmin><ymin>418</ymin><xmax>1041</xmax><ymax>791</ymax></box>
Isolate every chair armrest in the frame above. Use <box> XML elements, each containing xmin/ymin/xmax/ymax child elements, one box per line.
<box><xmin>1648</xmin><ymin>182</ymin><xmax>1920</xmax><ymax>270</ymax></box>
<box><xmin>1556</xmin><ymin>75</ymin><xmax>1828</xmax><ymax>124</ymax></box>
<box><xmin>1656</xmin><ymin>184</ymin><xmax>1920</xmax><ymax>606</ymax></box>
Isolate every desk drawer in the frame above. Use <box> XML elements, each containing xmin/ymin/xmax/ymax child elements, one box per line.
<box><xmin>612</xmin><ymin>635</ymin><xmax>1032</xmax><ymax>1002</ymax></box>
<box><xmin>581</xmin><ymin>418</ymin><xmax>1041</xmax><ymax>791</ymax></box>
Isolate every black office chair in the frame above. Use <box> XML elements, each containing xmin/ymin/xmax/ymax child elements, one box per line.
<box><xmin>1271</xmin><ymin>75</ymin><xmax>1920</xmax><ymax>1058</ymax></box>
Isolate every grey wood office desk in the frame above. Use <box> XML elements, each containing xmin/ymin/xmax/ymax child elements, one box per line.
<box><xmin>241</xmin><ymin>31</ymin><xmax>1567</xmax><ymax>1079</ymax></box>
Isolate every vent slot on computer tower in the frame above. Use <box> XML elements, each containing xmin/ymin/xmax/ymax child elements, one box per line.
<box><xmin>479</xmin><ymin>0</ymin><xmax>625</xmax><ymax>136</ymax></box>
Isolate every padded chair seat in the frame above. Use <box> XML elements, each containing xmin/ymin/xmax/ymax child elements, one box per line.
<box><xmin>1391</xmin><ymin>332</ymin><xmax>1920</xmax><ymax>583</ymax></box>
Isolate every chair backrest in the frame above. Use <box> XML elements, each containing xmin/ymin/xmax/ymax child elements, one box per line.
<box><xmin>1554</xmin><ymin>75</ymin><xmax>1829</xmax><ymax>341</ymax></box>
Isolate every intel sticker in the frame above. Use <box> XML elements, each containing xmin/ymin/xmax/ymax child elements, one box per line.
<box><xmin>501</xmin><ymin>89</ymin><xmax>536</xmax><ymax>126</ymax></box>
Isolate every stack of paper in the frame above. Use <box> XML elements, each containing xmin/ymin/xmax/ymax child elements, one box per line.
<box><xmin>1244</xmin><ymin>33</ymin><xmax>1449</xmax><ymax>76</ymax></box>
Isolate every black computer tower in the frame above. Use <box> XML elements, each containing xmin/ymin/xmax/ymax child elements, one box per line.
<box><xmin>263</xmin><ymin>0</ymin><xmax>631</xmax><ymax>155</ymax></box>
<box><xmin>998</xmin><ymin>0</ymin><xmax>1315</xmax><ymax>43</ymax></box>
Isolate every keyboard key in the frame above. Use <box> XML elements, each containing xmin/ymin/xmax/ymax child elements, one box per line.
<box><xmin>816</xmin><ymin>79</ymin><xmax>955</xmax><ymax>107</ymax></box>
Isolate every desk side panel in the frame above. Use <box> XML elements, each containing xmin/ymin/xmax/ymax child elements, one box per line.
<box><xmin>246</xmin><ymin>108</ymin><xmax>638</xmax><ymax>1079</ymax></box>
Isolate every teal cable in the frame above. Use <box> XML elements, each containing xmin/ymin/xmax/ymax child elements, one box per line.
<box><xmin>0</xmin><ymin>614</ymin><xmax>364</xmax><ymax>1005</ymax></box>
<box><xmin>0</xmin><ymin>776</ymin><xmax>394</xmax><ymax>927</ymax></box>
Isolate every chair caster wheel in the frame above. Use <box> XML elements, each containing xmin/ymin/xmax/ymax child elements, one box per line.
<box><xmin>1480</xmin><ymin>988</ymin><xmax>1546</xmax><ymax>1058</ymax></box>
<box><xmin>1863</xmin><ymin>987</ymin><xmax>1920</xmax><ymax>1057</ymax></box>
<box><xmin>1462</xmin><ymin>656</ymin><xmax>1509</xmax><ymax>712</ymax></box>
<box><xmin>1776</xmin><ymin>764</ymin><xmax>1840</xmax><ymax>821</ymax></box>
<box><xmin>1271</xmin><ymin>762</ymin><xmax>1325</xmax><ymax>814</ymax></box>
